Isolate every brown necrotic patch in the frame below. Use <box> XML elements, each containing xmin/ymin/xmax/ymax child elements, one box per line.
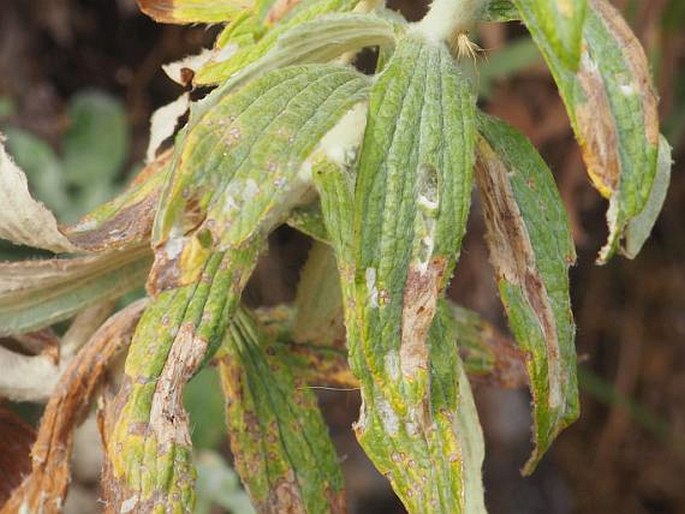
<box><xmin>400</xmin><ymin>257</ymin><xmax>447</xmax><ymax>381</ymax></box>
<box><xmin>475</xmin><ymin>137</ymin><xmax>563</xmax><ymax>408</ymax></box>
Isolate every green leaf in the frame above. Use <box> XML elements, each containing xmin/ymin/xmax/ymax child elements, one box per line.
<box><xmin>202</xmin><ymin>13</ymin><xmax>398</xmax><ymax>92</ymax></box>
<box><xmin>623</xmin><ymin>136</ymin><xmax>672</xmax><ymax>258</ymax></box>
<box><xmin>106</xmin><ymin>245</ymin><xmax>261</xmax><ymax>513</ymax></box>
<box><xmin>194</xmin><ymin>0</ymin><xmax>361</xmax><ymax>85</ymax></box>
<box><xmin>63</xmin><ymin>91</ymin><xmax>128</xmax><ymax>188</ymax></box>
<box><xmin>317</xmin><ymin>35</ymin><xmax>481</xmax><ymax>512</ymax></box>
<box><xmin>529</xmin><ymin>0</ymin><xmax>662</xmax><ymax>262</ymax></box>
<box><xmin>513</xmin><ymin>0</ymin><xmax>587</xmax><ymax>70</ymax></box>
<box><xmin>216</xmin><ymin>307</ymin><xmax>346</xmax><ymax>513</ymax></box>
<box><xmin>475</xmin><ymin>113</ymin><xmax>578</xmax><ymax>473</ymax></box>
<box><xmin>0</xmin><ymin>245</ymin><xmax>151</xmax><ymax>336</ymax></box>
<box><xmin>151</xmin><ymin>64</ymin><xmax>369</xmax><ymax>291</ymax></box>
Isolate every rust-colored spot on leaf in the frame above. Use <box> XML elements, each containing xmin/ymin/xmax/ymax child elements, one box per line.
<box><xmin>590</xmin><ymin>0</ymin><xmax>659</xmax><ymax>147</ymax></box>
<box><xmin>575</xmin><ymin>49</ymin><xmax>621</xmax><ymax>197</ymax></box>
<box><xmin>475</xmin><ymin>138</ymin><xmax>563</xmax><ymax>407</ymax></box>
<box><xmin>400</xmin><ymin>257</ymin><xmax>448</xmax><ymax>380</ymax></box>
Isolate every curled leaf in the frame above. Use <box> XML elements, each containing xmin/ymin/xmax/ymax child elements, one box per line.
<box><xmin>0</xmin><ymin>136</ymin><xmax>77</xmax><ymax>253</ymax></box>
<box><xmin>1</xmin><ymin>300</ymin><xmax>145</xmax><ymax>514</ymax></box>
<box><xmin>475</xmin><ymin>113</ymin><xmax>578</xmax><ymax>473</ymax></box>
<box><xmin>528</xmin><ymin>0</ymin><xmax>663</xmax><ymax>262</ymax></box>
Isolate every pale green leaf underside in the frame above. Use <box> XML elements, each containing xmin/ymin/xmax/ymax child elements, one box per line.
<box><xmin>0</xmin><ymin>247</ymin><xmax>151</xmax><ymax>336</ymax></box>
<box><xmin>623</xmin><ymin>136</ymin><xmax>672</xmax><ymax>258</ymax></box>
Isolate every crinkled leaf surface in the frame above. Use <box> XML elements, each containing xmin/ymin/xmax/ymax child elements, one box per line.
<box><xmin>316</xmin><ymin>34</ymin><xmax>484</xmax><ymax>513</ymax></box>
<box><xmin>151</xmin><ymin>64</ymin><xmax>369</xmax><ymax>291</ymax></box>
<box><xmin>513</xmin><ymin>0</ymin><xmax>587</xmax><ymax>70</ymax></box>
<box><xmin>106</xmin><ymin>64</ymin><xmax>369</xmax><ymax>513</ymax></box>
<box><xmin>202</xmin><ymin>13</ymin><xmax>398</xmax><ymax>93</ymax></box>
<box><xmin>475</xmin><ymin>113</ymin><xmax>578</xmax><ymax>473</ymax></box>
<box><xmin>527</xmin><ymin>0</ymin><xmax>662</xmax><ymax>262</ymax></box>
<box><xmin>216</xmin><ymin>307</ymin><xmax>345</xmax><ymax>513</ymax></box>
<box><xmin>194</xmin><ymin>0</ymin><xmax>360</xmax><ymax>85</ymax></box>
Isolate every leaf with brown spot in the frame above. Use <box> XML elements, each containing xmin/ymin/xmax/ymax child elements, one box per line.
<box><xmin>136</xmin><ymin>0</ymin><xmax>250</xmax><ymax>23</ymax></box>
<box><xmin>216</xmin><ymin>307</ymin><xmax>346</xmax><ymax>514</ymax></box>
<box><xmin>527</xmin><ymin>0</ymin><xmax>665</xmax><ymax>262</ymax></box>
<box><xmin>315</xmin><ymin>34</ymin><xmax>484</xmax><ymax>513</ymax></box>
<box><xmin>0</xmin><ymin>299</ymin><xmax>146</xmax><ymax>514</ymax></box>
<box><xmin>0</xmin><ymin>137</ymin><xmax>169</xmax><ymax>255</ymax></box>
<box><xmin>476</xmin><ymin>113</ymin><xmax>578</xmax><ymax>474</ymax></box>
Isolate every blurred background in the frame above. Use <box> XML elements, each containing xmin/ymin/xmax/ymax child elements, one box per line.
<box><xmin>0</xmin><ymin>0</ymin><xmax>683</xmax><ymax>512</ymax></box>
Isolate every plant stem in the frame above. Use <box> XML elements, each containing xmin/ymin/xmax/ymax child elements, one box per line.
<box><xmin>414</xmin><ymin>0</ymin><xmax>486</xmax><ymax>43</ymax></box>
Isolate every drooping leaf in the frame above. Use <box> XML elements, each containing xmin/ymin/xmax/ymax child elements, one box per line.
<box><xmin>316</xmin><ymin>34</ymin><xmax>483</xmax><ymax>512</ymax></box>
<box><xmin>216</xmin><ymin>307</ymin><xmax>346</xmax><ymax>513</ymax></box>
<box><xmin>528</xmin><ymin>0</ymin><xmax>662</xmax><ymax>262</ymax></box>
<box><xmin>0</xmin><ymin>135</ymin><xmax>77</xmax><ymax>253</ymax></box>
<box><xmin>1</xmin><ymin>300</ymin><xmax>145</xmax><ymax>514</ymax></box>
<box><xmin>0</xmin><ymin>246</ymin><xmax>151</xmax><ymax>336</ymax></box>
<box><xmin>104</xmin><ymin>246</ymin><xmax>261</xmax><ymax>513</ymax></box>
<box><xmin>513</xmin><ymin>0</ymin><xmax>587</xmax><ymax>70</ymax></box>
<box><xmin>106</xmin><ymin>64</ymin><xmax>370</xmax><ymax>513</ymax></box>
<box><xmin>151</xmin><ymin>64</ymin><xmax>369</xmax><ymax>292</ymax></box>
<box><xmin>475</xmin><ymin>113</ymin><xmax>578</xmax><ymax>473</ymax></box>
<box><xmin>137</xmin><ymin>0</ymin><xmax>250</xmax><ymax>23</ymax></box>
